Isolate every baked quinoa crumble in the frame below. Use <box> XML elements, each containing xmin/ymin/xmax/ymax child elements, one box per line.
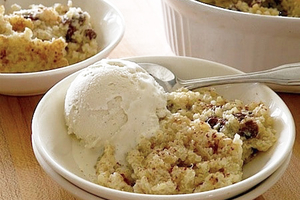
<box><xmin>0</xmin><ymin>0</ymin><xmax>98</xmax><ymax>73</ymax></box>
<box><xmin>95</xmin><ymin>87</ymin><xmax>277</xmax><ymax>194</ymax></box>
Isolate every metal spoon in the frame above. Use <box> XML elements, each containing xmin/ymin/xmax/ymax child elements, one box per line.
<box><xmin>139</xmin><ymin>62</ymin><xmax>300</xmax><ymax>92</ymax></box>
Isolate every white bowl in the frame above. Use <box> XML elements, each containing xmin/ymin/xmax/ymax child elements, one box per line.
<box><xmin>32</xmin><ymin>56</ymin><xmax>295</xmax><ymax>200</ymax></box>
<box><xmin>161</xmin><ymin>0</ymin><xmax>300</xmax><ymax>72</ymax></box>
<box><xmin>233</xmin><ymin>152</ymin><xmax>291</xmax><ymax>200</ymax></box>
<box><xmin>0</xmin><ymin>0</ymin><xmax>124</xmax><ymax>96</ymax></box>
<box><xmin>31</xmin><ymin>136</ymin><xmax>292</xmax><ymax>200</ymax></box>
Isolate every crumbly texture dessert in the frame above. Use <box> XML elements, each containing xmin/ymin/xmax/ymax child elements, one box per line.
<box><xmin>95</xmin><ymin>87</ymin><xmax>277</xmax><ymax>194</ymax></box>
<box><xmin>0</xmin><ymin>0</ymin><xmax>98</xmax><ymax>73</ymax></box>
<box><xmin>198</xmin><ymin>0</ymin><xmax>300</xmax><ymax>17</ymax></box>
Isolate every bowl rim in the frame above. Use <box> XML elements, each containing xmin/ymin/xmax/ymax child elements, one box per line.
<box><xmin>32</xmin><ymin>139</ymin><xmax>103</xmax><ymax>200</ymax></box>
<box><xmin>166</xmin><ymin>0</ymin><xmax>300</xmax><ymax>21</ymax></box>
<box><xmin>32</xmin><ymin>135</ymin><xmax>293</xmax><ymax>200</ymax></box>
<box><xmin>32</xmin><ymin>56</ymin><xmax>296</xmax><ymax>200</ymax></box>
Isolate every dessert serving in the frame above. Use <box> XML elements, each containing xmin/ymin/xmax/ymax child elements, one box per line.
<box><xmin>0</xmin><ymin>0</ymin><xmax>98</xmax><ymax>73</ymax></box>
<box><xmin>64</xmin><ymin>59</ymin><xmax>277</xmax><ymax>194</ymax></box>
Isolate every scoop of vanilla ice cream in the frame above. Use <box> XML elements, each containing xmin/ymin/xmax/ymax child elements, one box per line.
<box><xmin>64</xmin><ymin>59</ymin><xmax>169</xmax><ymax>163</ymax></box>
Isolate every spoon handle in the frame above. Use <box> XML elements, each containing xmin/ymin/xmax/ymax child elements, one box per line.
<box><xmin>180</xmin><ymin>63</ymin><xmax>300</xmax><ymax>89</ymax></box>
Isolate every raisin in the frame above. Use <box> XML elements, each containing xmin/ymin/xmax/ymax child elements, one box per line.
<box><xmin>206</xmin><ymin>117</ymin><xmax>226</xmax><ymax>131</ymax></box>
<box><xmin>84</xmin><ymin>29</ymin><xmax>97</xmax><ymax>40</ymax></box>
<box><xmin>66</xmin><ymin>25</ymin><xmax>76</xmax><ymax>42</ymax></box>
<box><xmin>238</xmin><ymin>120</ymin><xmax>259</xmax><ymax>139</ymax></box>
<box><xmin>207</xmin><ymin>117</ymin><xmax>218</xmax><ymax>128</ymax></box>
